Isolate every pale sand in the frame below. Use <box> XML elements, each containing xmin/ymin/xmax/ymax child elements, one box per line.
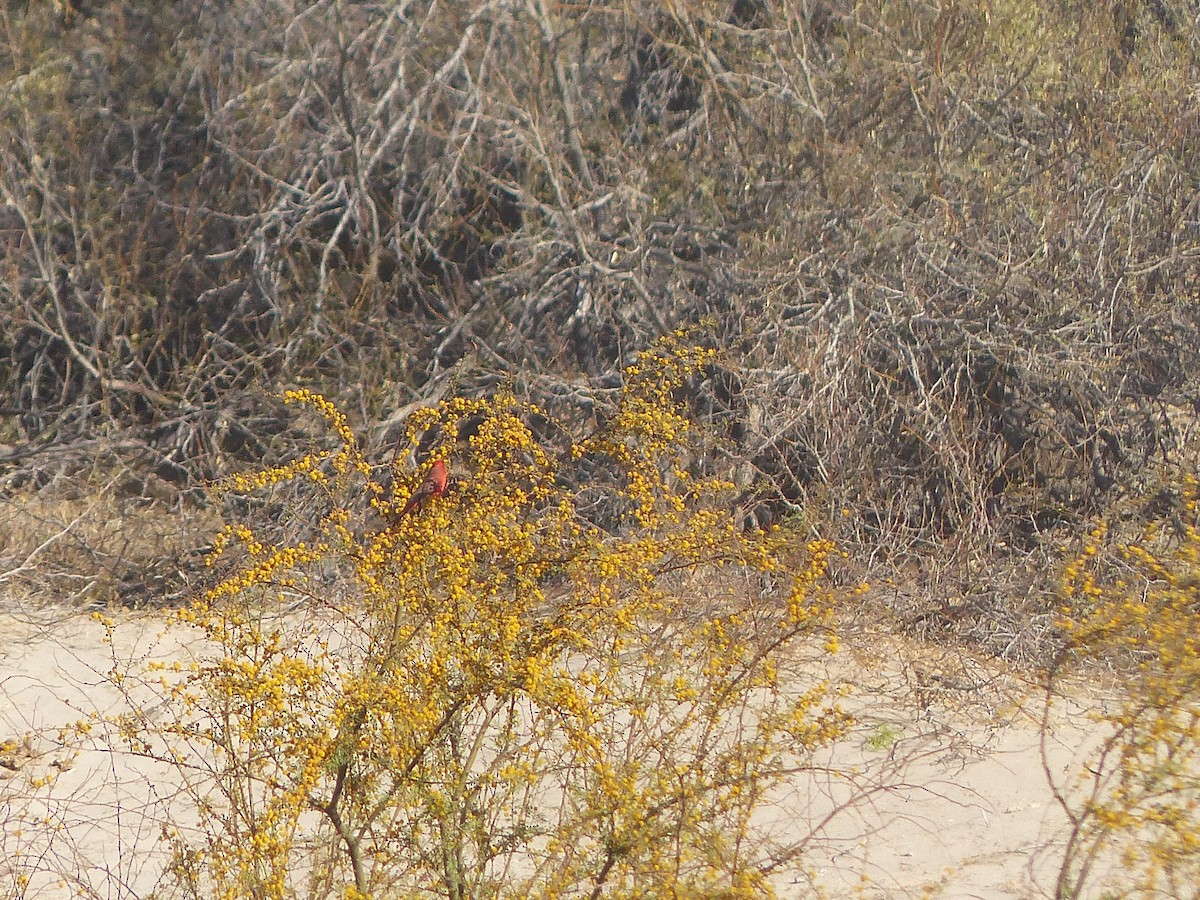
<box><xmin>1</xmin><ymin>610</ymin><xmax>1121</xmax><ymax>898</ymax></box>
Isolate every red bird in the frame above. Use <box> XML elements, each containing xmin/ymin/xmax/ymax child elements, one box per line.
<box><xmin>397</xmin><ymin>459</ymin><xmax>448</xmax><ymax>518</ymax></box>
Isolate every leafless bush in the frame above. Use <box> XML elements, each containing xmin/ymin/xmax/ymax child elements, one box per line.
<box><xmin>2</xmin><ymin>0</ymin><xmax>1199</xmax><ymax>631</ymax></box>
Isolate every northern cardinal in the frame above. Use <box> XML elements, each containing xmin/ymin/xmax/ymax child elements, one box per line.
<box><xmin>397</xmin><ymin>459</ymin><xmax>448</xmax><ymax>518</ymax></box>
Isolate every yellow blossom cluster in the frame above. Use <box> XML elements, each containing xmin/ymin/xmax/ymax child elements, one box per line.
<box><xmin>1056</xmin><ymin>474</ymin><xmax>1200</xmax><ymax>896</ymax></box>
<box><xmin>107</xmin><ymin>338</ymin><xmax>847</xmax><ymax>899</ymax></box>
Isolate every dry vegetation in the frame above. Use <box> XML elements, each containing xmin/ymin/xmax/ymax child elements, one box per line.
<box><xmin>2</xmin><ymin>0</ymin><xmax>1200</xmax><ymax>896</ymax></box>
<box><xmin>3</xmin><ymin>0</ymin><xmax>1199</xmax><ymax>607</ymax></box>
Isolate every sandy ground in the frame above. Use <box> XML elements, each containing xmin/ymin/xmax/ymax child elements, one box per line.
<box><xmin>1</xmin><ymin>611</ymin><xmax>193</xmax><ymax>899</ymax></box>
<box><xmin>767</xmin><ymin>642</ymin><xmax>1115</xmax><ymax>898</ymax></box>
<box><xmin>0</xmin><ymin>608</ymin><xmax>1121</xmax><ymax>899</ymax></box>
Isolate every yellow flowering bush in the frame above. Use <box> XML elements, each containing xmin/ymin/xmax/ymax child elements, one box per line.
<box><xmin>1056</xmin><ymin>475</ymin><xmax>1200</xmax><ymax>897</ymax></box>
<box><xmin>109</xmin><ymin>335</ymin><xmax>848</xmax><ymax>899</ymax></box>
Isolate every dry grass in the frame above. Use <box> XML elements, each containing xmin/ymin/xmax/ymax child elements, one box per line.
<box><xmin>0</xmin><ymin>471</ymin><xmax>219</xmax><ymax>613</ymax></box>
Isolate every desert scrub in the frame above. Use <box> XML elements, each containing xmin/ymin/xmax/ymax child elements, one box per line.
<box><xmin>105</xmin><ymin>336</ymin><xmax>849</xmax><ymax>899</ymax></box>
<box><xmin>1055</xmin><ymin>475</ymin><xmax>1200</xmax><ymax>898</ymax></box>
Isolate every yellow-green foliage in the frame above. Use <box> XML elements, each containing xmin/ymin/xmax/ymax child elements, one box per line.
<box><xmin>111</xmin><ymin>336</ymin><xmax>848</xmax><ymax>899</ymax></box>
<box><xmin>1058</xmin><ymin>475</ymin><xmax>1200</xmax><ymax>897</ymax></box>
